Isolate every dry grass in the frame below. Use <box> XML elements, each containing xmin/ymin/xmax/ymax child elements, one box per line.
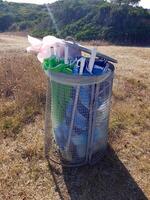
<box><xmin>0</xmin><ymin>34</ymin><xmax>150</xmax><ymax>200</ymax></box>
<box><xmin>0</xmin><ymin>34</ymin><xmax>46</xmax><ymax>140</ymax></box>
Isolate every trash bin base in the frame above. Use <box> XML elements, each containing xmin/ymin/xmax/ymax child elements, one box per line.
<box><xmin>46</xmin><ymin>139</ymin><xmax>108</xmax><ymax>167</ymax></box>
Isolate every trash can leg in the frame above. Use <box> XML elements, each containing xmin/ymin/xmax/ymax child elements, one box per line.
<box><xmin>85</xmin><ymin>85</ymin><xmax>96</xmax><ymax>163</ymax></box>
<box><xmin>89</xmin><ymin>83</ymin><xmax>101</xmax><ymax>164</ymax></box>
<box><xmin>44</xmin><ymin>79</ymin><xmax>52</xmax><ymax>159</ymax></box>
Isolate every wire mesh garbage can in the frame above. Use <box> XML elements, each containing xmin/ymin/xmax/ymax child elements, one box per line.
<box><xmin>45</xmin><ymin>63</ymin><xmax>114</xmax><ymax>167</ymax></box>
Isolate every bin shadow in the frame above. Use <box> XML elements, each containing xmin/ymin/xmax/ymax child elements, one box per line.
<box><xmin>47</xmin><ymin>145</ymin><xmax>148</xmax><ymax>200</ymax></box>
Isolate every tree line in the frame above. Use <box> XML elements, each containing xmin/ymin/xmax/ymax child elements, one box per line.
<box><xmin>0</xmin><ymin>0</ymin><xmax>150</xmax><ymax>45</ymax></box>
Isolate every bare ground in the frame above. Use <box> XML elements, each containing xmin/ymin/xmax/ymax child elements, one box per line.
<box><xmin>0</xmin><ymin>34</ymin><xmax>150</xmax><ymax>200</ymax></box>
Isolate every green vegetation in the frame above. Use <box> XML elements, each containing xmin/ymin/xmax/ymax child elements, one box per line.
<box><xmin>0</xmin><ymin>0</ymin><xmax>150</xmax><ymax>44</ymax></box>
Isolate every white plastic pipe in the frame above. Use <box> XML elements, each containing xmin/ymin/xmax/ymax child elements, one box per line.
<box><xmin>79</xmin><ymin>57</ymin><xmax>86</xmax><ymax>75</ymax></box>
<box><xmin>64</xmin><ymin>45</ymin><xmax>69</xmax><ymax>64</ymax></box>
<box><xmin>88</xmin><ymin>48</ymin><xmax>97</xmax><ymax>73</ymax></box>
<box><xmin>51</xmin><ymin>47</ymin><xmax>54</xmax><ymax>56</ymax></box>
<box><xmin>57</xmin><ymin>45</ymin><xmax>61</xmax><ymax>58</ymax></box>
<box><xmin>66</xmin><ymin>58</ymin><xmax>86</xmax><ymax>152</ymax></box>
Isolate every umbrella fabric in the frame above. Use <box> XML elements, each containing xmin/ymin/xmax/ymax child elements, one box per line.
<box><xmin>73</xmin><ymin>59</ymin><xmax>108</xmax><ymax>76</ymax></box>
<box><xmin>51</xmin><ymin>81</ymin><xmax>72</xmax><ymax>126</ymax></box>
<box><xmin>43</xmin><ymin>57</ymin><xmax>73</xmax><ymax>74</ymax></box>
<box><xmin>43</xmin><ymin>57</ymin><xmax>75</xmax><ymax>126</ymax></box>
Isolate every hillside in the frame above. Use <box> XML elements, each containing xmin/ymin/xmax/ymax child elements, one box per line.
<box><xmin>0</xmin><ymin>33</ymin><xmax>150</xmax><ymax>199</ymax></box>
<box><xmin>0</xmin><ymin>0</ymin><xmax>150</xmax><ymax>45</ymax></box>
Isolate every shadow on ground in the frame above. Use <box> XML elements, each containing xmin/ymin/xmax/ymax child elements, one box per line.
<box><xmin>47</xmin><ymin>146</ymin><xmax>148</xmax><ymax>200</ymax></box>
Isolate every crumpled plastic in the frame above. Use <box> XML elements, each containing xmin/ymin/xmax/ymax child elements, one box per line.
<box><xmin>43</xmin><ymin>57</ymin><xmax>73</xmax><ymax>74</ymax></box>
<box><xmin>27</xmin><ymin>35</ymin><xmax>81</xmax><ymax>63</ymax></box>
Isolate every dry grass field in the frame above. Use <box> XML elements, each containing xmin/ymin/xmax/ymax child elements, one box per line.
<box><xmin>0</xmin><ymin>34</ymin><xmax>150</xmax><ymax>200</ymax></box>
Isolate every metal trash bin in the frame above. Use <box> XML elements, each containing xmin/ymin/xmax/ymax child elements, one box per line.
<box><xmin>45</xmin><ymin>62</ymin><xmax>114</xmax><ymax>167</ymax></box>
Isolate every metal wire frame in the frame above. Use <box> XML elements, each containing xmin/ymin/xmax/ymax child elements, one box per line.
<box><xmin>44</xmin><ymin>73</ymin><xmax>114</xmax><ymax>167</ymax></box>
<box><xmin>44</xmin><ymin>78</ymin><xmax>88</xmax><ymax>167</ymax></box>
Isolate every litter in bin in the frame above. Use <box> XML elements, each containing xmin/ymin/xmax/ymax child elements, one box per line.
<box><xmin>27</xmin><ymin>35</ymin><xmax>116</xmax><ymax>165</ymax></box>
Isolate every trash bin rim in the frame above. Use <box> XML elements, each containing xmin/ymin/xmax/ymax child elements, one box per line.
<box><xmin>46</xmin><ymin>63</ymin><xmax>114</xmax><ymax>86</ymax></box>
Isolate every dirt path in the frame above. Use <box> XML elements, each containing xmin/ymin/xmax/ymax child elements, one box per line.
<box><xmin>0</xmin><ymin>35</ymin><xmax>149</xmax><ymax>200</ymax></box>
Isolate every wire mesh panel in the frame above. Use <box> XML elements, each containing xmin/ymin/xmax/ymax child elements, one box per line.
<box><xmin>46</xmin><ymin>65</ymin><xmax>114</xmax><ymax>166</ymax></box>
<box><xmin>89</xmin><ymin>75</ymin><xmax>114</xmax><ymax>164</ymax></box>
<box><xmin>50</xmin><ymin>81</ymin><xmax>91</xmax><ymax>165</ymax></box>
